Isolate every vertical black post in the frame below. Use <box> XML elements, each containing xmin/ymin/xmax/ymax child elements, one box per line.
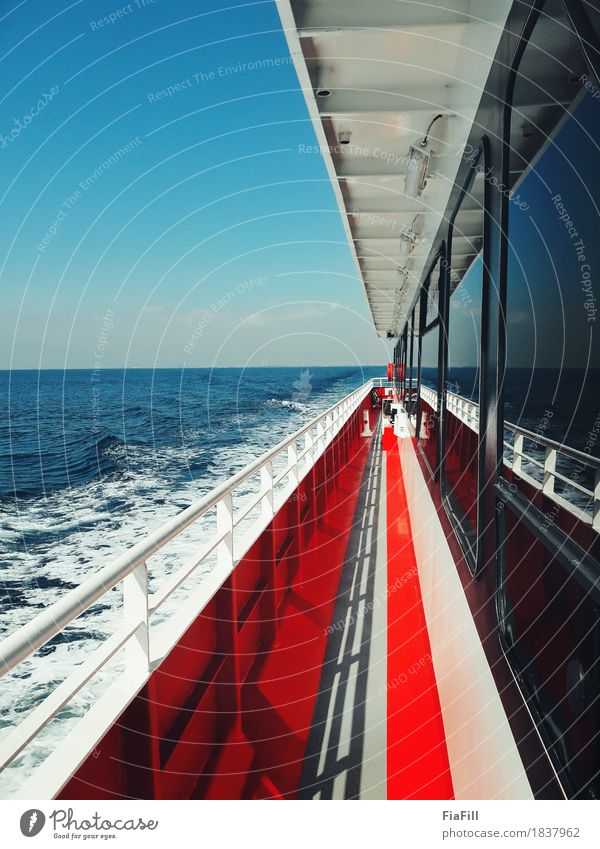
<box><xmin>477</xmin><ymin>0</ymin><xmax>544</xmax><ymax>575</ymax></box>
<box><xmin>401</xmin><ymin>324</ymin><xmax>408</xmax><ymax>399</ymax></box>
<box><xmin>436</xmin><ymin>242</ymin><xmax>450</xmax><ymax>480</ymax></box>
<box><xmin>415</xmin><ymin>282</ymin><xmax>428</xmax><ymax>438</ymax></box>
<box><xmin>408</xmin><ymin>311</ymin><xmax>415</xmax><ymax>408</ymax></box>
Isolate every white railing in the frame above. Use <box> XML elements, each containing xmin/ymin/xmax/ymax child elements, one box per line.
<box><xmin>446</xmin><ymin>388</ymin><xmax>480</xmax><ymax>431</ymax></box>
<box><xmin>419</xmin><ymin>384</ymin><xmax>600</xmax><ymax>529</ymax></box>
<box><xmin>0</xmin><ymin>380</ymin><xmax>372</xmax><ymax>795</ymax></box>
<box><xmin>419</xmin><ymin>383</ymin><xmax>439</xmax><ymax>413</ymax></box>
<box><xmin>372</xmin><ymin>377</ymin><xmax>418</xmax><ymax>390</ymax></box>
<box><xmin>504</xmin><ymin>422</ymin><xmax>600</xmax><ymax>531</ymax></box>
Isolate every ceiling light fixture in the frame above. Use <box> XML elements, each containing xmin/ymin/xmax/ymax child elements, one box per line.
<box><xmin>403</xmin><ymin>114</ymin><xmax>444</xmax><ymax>199</ymax></box>
<box><xmin>398</xmin><ymin>230</ymin><xmax>416</xmax><ymax>263</ymax></box>
<box><xmin>391</xmin><ymin>285</ymin><xmax>405</xmax><ymax>335</ymax></box>
<box><xmin>404</xmin><ymin>145</ymin><xmax>430</xmax><ymax>198</ymax></box>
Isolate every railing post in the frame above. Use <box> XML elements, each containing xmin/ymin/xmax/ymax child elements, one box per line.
<box><xmin>261</xmin><ymin>461</ymin><xmax>274</xmax><ymax>521</ymax></box>
<box><xmin>342</xmin><ymin>400</ymin><xmax>350</xmax><ymax>462</ymax></box>
<box><xmin>317</xmin><ymin>416</ymin><xmax>328</xmax><ymax>505</ymax></box>
<box><xmin>288</xmin><ymin>443</ymin><xmax>298</xmax><ymax>490</ymax></box>
<box><xmin>325</xmin><ymin>413</ymin><xmax>334</xmax><ymax>495</ymax></box>
<box><xmin>543</xmin><ymin>446</ymin><xmax>557</xmax><ymax>496</ymax></box>
<box><xmin>304</xmin><ymin>430</ymin><xmax>313</xmax><ymax>476</ymax></box>
<box><xmin>303</xmin><ymin>431</ymin><xmax>316</xmax><ymax>538</ymax></box>
<box><xmin>123</xmin><ymin>561</ymin><xmax>150</xmax><ymax>673</ymax></box>
<box><xmin>316</xmin><ymin>418</ymin><xmax>325</xmax><ymax>457</ymax></box>
<box><xmin>216</xmin><ymin>492</ymin><xmax>242</xmax><ymax>728</ymax></box>
<box><xmin>260</xmin><ymin>461</ymin><xmax>278</xmax><ymax>646</ymax></box>
<box><xmin>332</xmin><ymin>406</ymin><xmax>341</xmax><ymax>482</ymax></box>
<box><xmin>513</xmin><ymin>432</ymin><xmax>524</xmax><ymax>475</ymax></box>
<box><xmin>121</xmin><ymin>563</ymin><xmax>153</xmax><ymax>798</ymax></box>
<box><xmin>286</xmin><ymin>443</ymin><xmax>301</xmax><ymax>582</ymax></box>
<box><xmin>594</xmin><ymin>468</ymin><xmax>600</xmax><ymax>533</ymax></box>
<box><xmin>309</xmin><ymin>429</ymin><xmax>320</xmax><ymax>531</ymax></box>
<box><xmin>217</xmin><ymin>492</ymin><xmax>234</xmax><ymax>573</ymax></box>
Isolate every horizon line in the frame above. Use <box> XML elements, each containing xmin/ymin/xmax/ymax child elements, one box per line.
<box><xmin>0</xmin><ymin>363</ymin><xmax>387</xmax><ymax>372</ymax></box>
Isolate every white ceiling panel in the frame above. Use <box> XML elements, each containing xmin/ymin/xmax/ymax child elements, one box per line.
<box><xmin>276</xmin><ymin>0</ymin><xmax>513</xmax><ymax>337</ymax></box>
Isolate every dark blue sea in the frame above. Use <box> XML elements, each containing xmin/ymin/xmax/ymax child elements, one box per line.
<box><xmin>0</xmin><ymin>366</ymin><xmax>385</xmax><ymax>624</ymax></box>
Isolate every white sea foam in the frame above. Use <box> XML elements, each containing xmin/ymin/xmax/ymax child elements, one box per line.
<box><xmin>265</xmin><ymin>398</ymin><xmax>306</xmax><ymax>412</ymax></box>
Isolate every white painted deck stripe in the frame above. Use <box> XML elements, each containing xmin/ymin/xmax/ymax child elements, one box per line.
<box><xmin>397</xmin><ymin>410</ymin><xmax>533</xmax><ymax>800</ymax></box>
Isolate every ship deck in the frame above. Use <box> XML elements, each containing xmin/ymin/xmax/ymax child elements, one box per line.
<box><xmin>297</xmin><ymin>416</ymin><xmax>453</xmax><ymax>799</ymax></box>
<box><xmin>190</xmin><ymin>411</ymin><xmax>454</xmax><ymax>800</ymax></box>
<box><xmin>46</xmin><ymin>406</ymin><xmax>457</xmax><ymax>801</ymax></box>
<box><xmin>187</xmin><ymin>413</ymin><xmax>454</xmax><ymax>800</ymax></box>
<box><xmin>2</xmin><ymin>386</ymin><xmax>529</xmax><ymax>800</ymax></box>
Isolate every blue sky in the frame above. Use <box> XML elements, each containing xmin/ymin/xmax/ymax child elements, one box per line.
<box><xmin>0</xmin><ymin>0</ymin><xmax>390</xmax><ymax>369</ymax></box>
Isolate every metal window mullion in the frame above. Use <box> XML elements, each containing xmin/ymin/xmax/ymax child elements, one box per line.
<box><xmin>436</xmin><ymin>240</ymin><xmax>450</xmax><ymax>481</ymax></box>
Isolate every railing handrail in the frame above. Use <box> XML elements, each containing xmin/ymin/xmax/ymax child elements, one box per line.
<box><xmin>503</xmin><ymin>419</ymin><xmax>600</xmax><ymax>471</ymax></box>
<box><xmin>418</xmin><ymin>383</ymin><xmax>599</xmax><ymax>529</ymax></box>
<box><xmin>420</xmin><ymin>384</ymin><xmax>600</xmax><ymax>472</ymax></box>
<box><xmin>372</xmin><ymin>376</ymin><xmax>416</xmax><ymax>384</ymax></box>
<box><xmin>0</xmin><ymin>380</ymin><xmax>373</xmax><ymax>680</ymax></box>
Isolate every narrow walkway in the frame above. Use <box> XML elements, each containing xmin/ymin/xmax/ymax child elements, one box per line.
<box><xmin>299</xmin><ymin>419</ymin><xmax>454</xmax><ymax>799</ymax></box>
<box><xmin>298</xmin><ymin>418</ymin><xmax>386</xmax><ymax>799</ymax></box>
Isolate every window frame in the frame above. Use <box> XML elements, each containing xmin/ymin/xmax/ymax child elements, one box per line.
<box><xmin>407</xmin><ymin>311</ymin><xmax>415</xmax><ymax>414</ymax></box>
<box><xmin>416</xmin><ymin>250</ymin><xmax>445</xmax><ymax>480</ymax></box>
<box><xmin>440</xmin><ymin>141</ymin><xmax>490</xmax><ymax>576</ymax></box>
<box><xmin>495</xmin><ymin>0</ymin><xmax>600</xmax><ymax>798</ymax></box>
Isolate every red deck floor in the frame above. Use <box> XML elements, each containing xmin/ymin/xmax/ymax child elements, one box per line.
<box><xmin>386</xmin><ymin>436</ymin><xmax>454</xmax><ymax>799</ymax></box>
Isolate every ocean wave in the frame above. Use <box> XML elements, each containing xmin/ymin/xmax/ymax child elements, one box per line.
<box><xmin>0</xmin><ymin>433</ymin><xmax>129</xmax><ymax>501</ymax></box>
<box><xmin>265</xmin><ymin>398</ymin><xmax>306</xmax><ymax>411</ymax></box>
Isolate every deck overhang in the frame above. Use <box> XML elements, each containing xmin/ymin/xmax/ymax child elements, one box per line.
<box><xmin>275</xmin><ymin>0</ymin><xmax>512</xmax><ymax>337</ymax></box>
